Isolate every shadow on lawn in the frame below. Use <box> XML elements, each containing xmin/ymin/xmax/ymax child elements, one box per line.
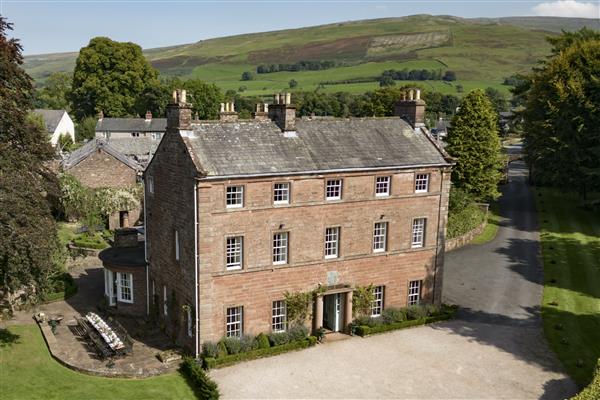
<box><xmin>0</xmin><ymin>328</ymin><xmax>20</xmax><ymax>347</ymax></box>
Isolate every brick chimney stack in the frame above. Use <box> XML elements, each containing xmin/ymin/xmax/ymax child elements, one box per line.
<box><xmin>219</xmin><ymin>102</ymin><xmax>238</xmax><ymax>122</ymax></box>
<box><xmin>166</xmin><ymin>89</ymin><xmax>192</xmax><ymax>130</ymax></box>
<box><xmin>145</xmin><ymin>111</ymin><xmax>152</xmax><ymax>121</ymax></box>
<box><xmin>268</xmin><ymin>93</ymin><xmax>296</xmax><ymax>131</ymax></box>
<box><xmin>253</xmin><ymin>103</ymin><xmax>269</xmax><ymax>121</ymax></box>
<box><xmin>394</xmin><ymin>88</ymin><xmax>426</xmax><ymax>128</ymax></box>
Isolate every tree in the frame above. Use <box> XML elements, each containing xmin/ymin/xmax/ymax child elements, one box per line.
<box><xmin>241</xmin><ymin>71</ymin><xmax>254</xmax><ymax>81</ymax></box>
<box><xmin>446</xmin><ymin>89</ymin><xmax>504</xmax><ymax>200</ymax></box>
<box><xmin>288</xmin><ymin>79</ymin><xmax>298</xmax><ymax>89</ymax></box>
<box><xmin>378</xmin><ymin>75</ymin><xmax>395</xmax><ymax>87</ymax></box>
<box><xmin>179</xmin><ymin>79</ymin><xmax>224</xmax><ymax>120</ymax></box>
<box><xmin>71</xmin><ymin>37</ymin><xmax>159</xmax><ymax>119</ymax></box>
<box><xmin>484</xmin><ymin>87</ymin><xmax>508</xmax><ymax>113</ymax></box>
<box><xmin>134</xmin><ymin>80</ymin><xmax>171</xmax><ymax>118</ymax></box>
<box><xmin>0</xmin><ymin>17</ymin><xmax>62</xmax><ymax>311</ymax></box>
<box><xmin>75</xmin><ymin>116</ymin><xmax>97</xmax><ymax>142</ymax></box>
<box><xmin>35</xmin><ymin>72</ymin><xmax>72</xmax><ymax>111</ymax></box>
<box><xmin>443</xmin><ymin>70</ymin><xmax>457</xmax><ymax>81</ymax></box>
<box><xmin>522</xmin><ymin>32</ymin><xmax>600</xmax><ymax>198</ymax></box>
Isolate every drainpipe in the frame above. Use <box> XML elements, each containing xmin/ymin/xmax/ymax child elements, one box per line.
<box><xmin>144</xmin><ymin>183</ymin><xmax>149</xmax><ymax>316</ymax></box>
<box><xmin>432</xmin><ymin>169</ymin><xmax>444</xmax><ymax>305</ymax></box>
<box><xmin>193</xmin><ymin>181</ymin><xmax>200</xmax><ymax>358</ymax></box>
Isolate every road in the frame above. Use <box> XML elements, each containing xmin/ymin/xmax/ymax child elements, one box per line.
<box><xmin>210</xmin><ymin>159</ymin><xmax>578</xmax><ymax>399</ymax></box>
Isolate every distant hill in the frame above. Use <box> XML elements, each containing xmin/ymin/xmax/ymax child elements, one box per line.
<box><xmin>24</xmin><ymin>15</ymin><xmax>600</xmax><ymax>97</ymax></box>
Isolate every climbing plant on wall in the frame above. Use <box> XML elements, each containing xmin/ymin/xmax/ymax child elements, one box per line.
<box><xmin>352</xmin><ymin>284</ymin><xmax>375</xmax><ymax>318</ymax></box>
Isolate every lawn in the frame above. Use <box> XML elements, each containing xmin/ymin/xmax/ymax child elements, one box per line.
<box><xmin>536</xmin><ymin>188</ymin><xmax>600</xmax><ymax>387</ymax></box>
<box><xmin>471</xmin><ymin>204</ymin><xmax>501</xmax><ymax>245</ymax></box>
<box><xmin>0</xmin><ymin>325</ymin><xmax>195</xmax><ymax>400</ymax></box>
<box><xmin>57</xmin><ymin>222</ymin><xmax>109</xmax><ymax>250</ymax></box>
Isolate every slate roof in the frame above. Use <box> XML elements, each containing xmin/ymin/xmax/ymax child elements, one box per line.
<box><xmin>96</xmin><ymin>118</ymin><xmax>167</xmax><ymax>133</ymax></box>
<box><xmin>106</xmin><ymin>137</ymin><xmax>160</xmax><ymax>159</ymax></box>
<box><xmin>33</xmin><ymin>109</ymin><xmax>66</xmax><ymax>133</ymax></box>
<box><xmin>183</xmin><ymin>117</ymin><xmax>450</xmax><ymax>178</ymax></box>
<box><xmin>62</xmin><ymin>138</ymin><xmax>142</xmax><ymax>171</ymax></box>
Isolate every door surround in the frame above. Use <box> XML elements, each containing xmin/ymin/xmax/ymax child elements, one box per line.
<box><xmin>313</xmin><ymin>285</ymin><xmax>353</xmax><ymax>334</ymax></box>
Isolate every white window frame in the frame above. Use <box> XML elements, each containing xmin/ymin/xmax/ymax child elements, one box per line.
<box><xmin>408</xmin><ymin>280</ymin><xmax>421</xmax><ymax>305</ymax></box>
<box><xmin>272</xmin><ymin>232</ymin><xmax>288</xmax><ymax>265</ymax></box>
<box><xmin>415</xmin><ymin>174</ymin><xmax>429</xmax><ymax>193</ymax></box>
<box><xmin>273</xmin><ymin>182</ymin><xmax>290</xmax><ymax>205</ymax></box>
<box><xmin>163</xmin><ymin>285</ymin><xmax>168</xmax><ymax>316</ymax></box>
<box><xmin>412</xmin><ymin>218</ymin><xmax>426</xmax><ymax>248</ymax></box>
<box><xmin>326</xmin><ymin>179</ymin><xmax>342</xmax><ymax>201</ymax></box>
<box><xmin>147</xmin><ymin>176</ymin><xmax>154</xmax><ymax>194</ymax></box>
<box><xmin>325</xmin><ymin>227</ymin><xmax>340</xmax><ymax>259</ymax></box>
<box><xmin>151</xmin><ymin>132</ymin><xmax>161</xmax><ymax>140</ymax></box>
<box><xmin>375</xmin><ymin>176</ymin><xmax>391</xmax><ymax>197</ymax></box>
<box><xmin>226</xmin><ymin>306</ymin><xmax>243</xmax><ymax>337</ymax></box>
<box><xmin>226</xmin><ymin>185</ymin><xmax>244</xmax><ymax>208</ymax></box>
<box><xmin>187</xmin><ymin>306</ymin><xmax>193</xmax><ymax>337</ymax></box>
<box><xmin>373</xmin><ymin>222</ymin><xmax>387</xmax><ymax>253</ymax></box>
<box><xmin>175</xmin><ymin>230</ymin><xmax>180</xmax><ymax>261</ymax></box>
<box><xmin>116</xmin><ymin>272</ymin><xmax>133</xmax><ymax>303</ymax></box>
<box><xmin>226</xmin><ymin>236</ymin><xmax>243</xmax><ymax>270</ymax></box>
<box><xmin>102</xmin><ymin>131</ymin><xmax>111</xmax><ymax>139</ymax></box>
<box><xmin>104</xmin><ymin>269</ymin><xmax>110</xmax><ymax>297</ymax></box>
<box><xmin>272</xmin><ymin>300</ymin><xmax>287</xmax><ymax>332</ymax></box>
<box><xmin>371</xmin><ymin>286</ymin><xmax>384</xmax><ymax>317</ymax></box>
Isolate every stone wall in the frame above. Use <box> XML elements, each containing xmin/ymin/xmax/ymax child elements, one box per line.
<box><xmin>67</xmin><ymin>148</ymin><xmax>137</xmax><ymax>189</ymax></box>
<box><xmin>444</xmin><ymin>204</ymin><xmax>489</xmax><ymax>252</ymax></box>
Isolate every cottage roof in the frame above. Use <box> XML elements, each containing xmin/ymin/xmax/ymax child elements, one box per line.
<box><xmin>62</xmin><ymin>138</ymin><xmax>142</xmax><ymax>171</ymax></box>
<box><xmin>33</xmin><ymin>109</ymin><xmax>66</xmax><ymax>133</ymax></box>
<box><xmin>96</xmin><ymin>118</ymin><xmax>167</xmax><ymax>133</ymax></box>
<box><xmin>106</xmin><ymin>137</ymin><xmax>160</xmax><ymax>159</ymax></box>
<box><xmin>183</xmin><ymin>117</ymin><xmax>450</xmax><ymax>179</ymax></box>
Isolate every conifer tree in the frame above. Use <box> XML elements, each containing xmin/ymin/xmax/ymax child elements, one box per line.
<box><xmin>446</xmin><ymin>89</ymin><xmax>504</xmax><ymax>200</ymax></box>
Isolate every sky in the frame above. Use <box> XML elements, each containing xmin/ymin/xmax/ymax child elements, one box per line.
<box><xmin>2</xmin><ymin>0</ymin><xmax>599</xmax><ymax>55</ymax></box>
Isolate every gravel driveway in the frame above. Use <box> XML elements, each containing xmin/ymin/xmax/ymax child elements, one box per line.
<box><xmin>210</xmin><ymin>159</ymin><xmax>578</xmax><ymax>399</ymax></box>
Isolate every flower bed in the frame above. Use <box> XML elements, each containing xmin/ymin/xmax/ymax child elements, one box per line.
<box><xmin>354</xmin><ymin>304</ymin><xmax>457</xmax><ymax>337</ymax></box>
<box><xmin>201</xmin><ymin>325</ymin><xmax>317</xmax><ymax>369</ymax></box>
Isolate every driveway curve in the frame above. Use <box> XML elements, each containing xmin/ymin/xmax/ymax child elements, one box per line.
<box><xmin>210</xmin><ymin>160</ymin><xmax>578</xmax><ymax>399</ymax></box>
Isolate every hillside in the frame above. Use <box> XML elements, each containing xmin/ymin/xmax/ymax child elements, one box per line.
<box><xmin>24</xmin><ymin>15</ymin><xmax>600</xmax><ymax>96</ymax></box>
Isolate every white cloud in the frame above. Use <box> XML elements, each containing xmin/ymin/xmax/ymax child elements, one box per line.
<box><xmin>533</xmin><ymin>0</ymin><xmax>600</xmax><ymax>18</ymax></box>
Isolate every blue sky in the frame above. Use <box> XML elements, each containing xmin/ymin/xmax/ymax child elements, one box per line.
<box><xmin>2</xmin><ymin>0</ymin><xmax>599</xmax><ymax>55</ymax></box>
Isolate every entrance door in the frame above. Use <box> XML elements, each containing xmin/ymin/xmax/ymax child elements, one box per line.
<box><xmin>323</xmin><ymin>293</ymin><xmax>345</xmax><ymax>332</ymax></box>
<box><xmin>104</xmin><ymin>270</ymin><xmax>117</xmax><ymax>306</ymax></box>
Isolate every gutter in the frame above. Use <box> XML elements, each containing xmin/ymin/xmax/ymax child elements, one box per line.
<box><xmin>196</xmin><ymin>162</ymin><xmax>452</xmax><ymax>181</ymax></box>
<box><xmin>193</xmin><ymin>181</ymin><xmax>200</xmax><ymax>358</ymax></box>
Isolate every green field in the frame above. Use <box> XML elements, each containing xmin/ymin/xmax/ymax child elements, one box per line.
<box><xmin>24</xmin><ymin>15</ymin><xmax>599</xmax><ymax>96</ymax></box>
<box><xmin>536</xmin><ymin>189</ymin><xmax>600</xmax><ymax>387</ymax></box>
<box><xmin>0</xmin><ymin>325</ymin><xmax>194</xmax><ymax>399</ymax></box>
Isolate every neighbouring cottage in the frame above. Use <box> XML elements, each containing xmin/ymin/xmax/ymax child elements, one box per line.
<box><xmin>95</xmin><ymin>111</ymin><xmax>166</xmax><ymax>167</ymax></box>
<box><xmin>109</xmin><ymin>89</ymin><xmax>452</xmax><ymax>356</ymax></box>
<box><xmin>33</xmin><ymin>109</ymin><xmax>75</xmax><ymax>147</ymax></box>
<box><xmin>62</xmin><ymin>138</ymin><xmax>143</xmax><ymax>229</ymax></box>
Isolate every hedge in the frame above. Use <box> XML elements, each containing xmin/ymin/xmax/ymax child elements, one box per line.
<box><xmin>572</xmin><ymin>359</ymin><xmax>600</xmax><ymax>400</ymax></box>
<box><xmin>355</xmin><ymin>310</ymin><xmax>456</xmax><ymax>337</ymax></box>
<box><xmin>180</xmin><ymin>357</ymin><xmax>220</xmax><ymax>400</ymax></box>
<box><xmin>204</xmin><ymin>336</ymin><xmax>317</xmax><ymax>369</ymax></box>
<box><xmin>447</xmin><ymin>203</ymin><xmax>486</xmax><ymax>239</ymax></box>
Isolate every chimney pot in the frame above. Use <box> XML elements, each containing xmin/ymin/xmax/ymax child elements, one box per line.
<box><xmin>220</xmin><ymin>103</ymin><xmax>225</xmax><ymax>113</ymax></box>
<box><xmin>409</xmin><ymin>89</ymin><xmax>414</xmax><ymax>101</ymax></box>
<box><xmin>415</xmin><ymin>89</ymin><xmax>421</xmax><ymax>100</ymax></box>
<box><xmin>145</xmin><ymin>111</ymin><xmax>152</xmax><ymax>121</ymax></box>
<box><xmin>264</xmin><ymin>103</ymin><xmax>269</xmax><ymax>112</ymax></box>
<box><xmin>285</xmin><ymin>93</ymin><xmax>291</xmax><ymax>105</ymax></box>
<box><xmin>181</xmin><ymin>90</ymin><xmax>187</xmax><ymax>103</ymax></box>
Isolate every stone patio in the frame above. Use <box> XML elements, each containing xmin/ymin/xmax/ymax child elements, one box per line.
<box><xmin>6</xmin><ymin>257</ymin><xmax>181</xmax><ymax>378</ymax></box>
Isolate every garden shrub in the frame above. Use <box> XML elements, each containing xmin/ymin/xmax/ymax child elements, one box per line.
<box><xmin>221</xmin><ymin>337</ymin><xmax>242</xmax><ymax>355</ymax></box>
<box><xmin>447</xmin><ymin>187</ymin><xmax>486</xmax><ymax>239</ymax></box>
<box><xmin>288</xmin><ymin>324</ymin><xmax>309</xmax><ymax>342</ymax></box>
<box><xmin>217</xmin><ymin>341</ymin><xmax>227</xmax><ymax>358</ymax></box>
<box><xmin>201</xmin><ymin>341</ymin><xmax>219</xmax><ymax>359</ymax></box>
<box><xmin>239</xmin><ymin>335</ymin><xmax>257</xmax><ymax>352</ymax></box>
<box><xmin>180</xmin><ymin>357</ymin><xmax>220</xmax><ymax>399</ymax></box>
<box><xmin>256</xmin><ymin>333</ymin><xmax>270</xmax><ymax>349</ymax></box>
<box><xmin>424</xmin><ymin>303</ymin><xmax>441</xmax><ymax>316</ymax></box>
<box><xmin>382</xmin><ymin>307</ymin><xmax>406</xmax><ymax>324</ymax></box>
<box><xmin>406</xmin><ymin>305</ymin><xmax>429</xmax><ymax>320</ymax></box>
<box><xmin>268</xmin><ymin>331</ymin><xmax>290</xmax><ymax>346</ymax></box>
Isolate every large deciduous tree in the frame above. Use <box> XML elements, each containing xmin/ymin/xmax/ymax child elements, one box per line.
<box><xmin>522</xmin><ymin>30</ymin><xmax>600</xmax><ymax>199</ymax></box>
<box><xmin>446</xmin><ymin>89</ymin><xmax>504</xmax><ymax>200</ymax></box>
<box><xmin>71</xmin><ymin>37</ymin><xmax>158</xmax><ymax>119</ymax></box>
<box><xmin>35</xmin><ymin>71</ymin><xmax>72</xmax><ymax>111</ymax></box>
<box><xmin>0</xmin><ymin>17</ymin><xmax>62</xmax><ymax>310</ymax></box>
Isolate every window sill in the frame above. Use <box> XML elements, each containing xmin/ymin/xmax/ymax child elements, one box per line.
<box><xmin>324</xmin><ymin>255</ymin><xmax>339</xmax><ymax>260</ymax></box>
<box><xmin>226</xmin><ymin>205</ymin><xmax>243</xmax><ymax>210</ymax></box>
<box><xmin>118</xmin><ymin>299</ymin><xmax>134</xmax><ymax>304</ymax></box>
<box><xmin>226</xmin><ymin>266</ymin><xmax>242</xmax><ymax>271</ymax></box>
<box><xmin>272</xmin><ymin>261</ymin><xmax>287</xmax><ymax>266</ymax></box>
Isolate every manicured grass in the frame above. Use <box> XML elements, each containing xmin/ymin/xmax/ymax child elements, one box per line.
<box><xmin>57</xmin><ymin>222</ymin><xmax>109</xmax><ymax>250</ymax></box>
<box><xmin>535</xmin><ymin>188</ymin><xmax>600</xmax><ymax>387</ymax></box>
<box><xmin>471</xmin><ymin>204</ymin><xmax>501</xmax><ymax>245</ymax></box>
<box><xmin>0</xmin><ymin>325</ymin><xmax>195</xmax><ymax>399</ymax></box>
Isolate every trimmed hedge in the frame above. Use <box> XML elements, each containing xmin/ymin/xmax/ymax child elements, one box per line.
<box><xmin>355</xmin><ymin>308</ymin><xmax>457</xmax><ymax>337</ymax></box>
<box><xmin>204</xmin><ymin>336</ymin><xmax>317</xmax><ymax>369</ymax></box>
<box><xmin>572</xmin><ymin>359</ymin><xmax>600</xmax><ymax>400</ymax></box>
<box><xmin>180</xmin><ymin>357</ymin><xmax>220</xmax><ymax>400</ymax></box>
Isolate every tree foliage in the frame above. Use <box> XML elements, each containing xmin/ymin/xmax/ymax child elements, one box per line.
<box><xmin>0</xmin><ymin>17</ymin><xmax>62</xmax><ymax>308</ymax></box>
<box><xmin>446</xmin><ymin>89</ymin><xmax>504</xmax><ymax>200</ymax></box>
<box><xmin>71</xmin><ymin>37</ymin><xmax>158</xmax><ymax>119</ymax></box>
<box><xmin>34</xmin><ymin>72</ymin><xmax>72</xmax><ymax>111</ymax></box>
<box><xmin>522</xmin><ymin>30</ymin><xmax>600</xmax><ymax>198</ymax></box>
<box><xmin>75</xmin><ymin>116</ymin><xmax>97</xmax><ymax>142</ymax></box>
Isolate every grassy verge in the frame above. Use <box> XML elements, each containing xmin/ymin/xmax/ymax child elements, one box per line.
<box><xmin>0</xmin><ymin>325</ymin><xmax>195</xmax><ymax>399</ymax></box>
<box><xmin>471</xmin><ymin>204</ymin><xmax>501</xmax><ymax>245</ymax></box>
<box><xmin>535</xmin><ymin>188</ymin><xmax>600</xmax><ymax>387</ymax></box>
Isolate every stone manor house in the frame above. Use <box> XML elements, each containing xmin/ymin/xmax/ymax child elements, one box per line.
<box><xmin>103</xmin><ymin>89</ymin><xmax>452</xmax><ymax>357</ymax></box>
